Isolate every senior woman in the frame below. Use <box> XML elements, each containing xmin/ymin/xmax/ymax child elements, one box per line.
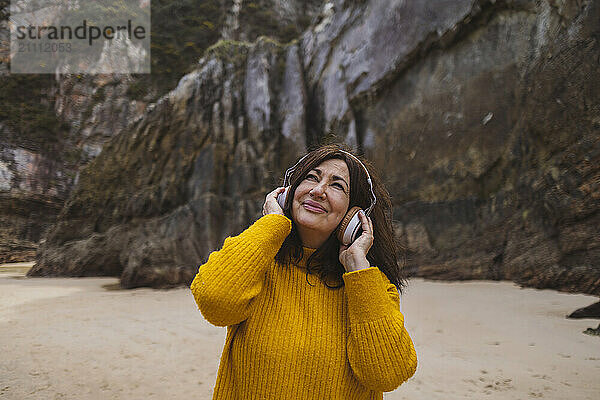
<box><xmin>190</xmin><ymin>144</ymin><xmax>417</xmax><ymax>399</ymax></box>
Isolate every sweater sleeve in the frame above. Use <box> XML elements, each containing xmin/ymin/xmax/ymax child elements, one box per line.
<box><xmin>190</xmin><ymin>214</ymin><xmax>292</xmax><ymax>327</ymax></box>
<box><xmin>343</xmin><ymin>267</ymin><xmax>418</xmax><ymax>392</ymax></box>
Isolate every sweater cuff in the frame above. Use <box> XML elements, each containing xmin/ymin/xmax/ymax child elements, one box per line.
<box><xmin>343</xmin><ymin>267</ymin><xmax>395</xmax><ymax>325</ymax></box>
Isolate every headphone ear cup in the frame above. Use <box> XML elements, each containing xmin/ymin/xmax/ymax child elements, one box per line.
<box><xmin>277</xmin><ymin>187</ymin><xmax>289</xmax><ymax>210</ymax></box>
<box><xmin>337</xmin><ymin>206</ymin><xmax>363</xmax><ymax>245</ymax></box>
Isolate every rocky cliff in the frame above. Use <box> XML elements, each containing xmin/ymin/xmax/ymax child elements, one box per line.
<box><xmin>0</xmin><ymin>0</ymin><xmax>320</xmax><ymax>263</ymax></box>
<box><xmin>25</xmin><ymin>0</ymin><xmax>600</xmax><ymax>294</ymax></box>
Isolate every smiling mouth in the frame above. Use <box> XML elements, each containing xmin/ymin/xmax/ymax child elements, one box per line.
<box><xmin>302</xmin><ymin>201</ymin><xmax>326</xmax><ymax>213</ymax></box>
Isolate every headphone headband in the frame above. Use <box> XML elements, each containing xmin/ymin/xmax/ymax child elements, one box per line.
<box><xmin>282</xmin><ymin>150</ymin><xmax>377</xmax><ymax>215</ymax></box>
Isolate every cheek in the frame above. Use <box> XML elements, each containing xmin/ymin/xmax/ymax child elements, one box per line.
<box><xmin>290</xmin><ymin>184</ymin><xmax>308</xmax><ymax>215</ymax></box>
<box><xmin>331</xmin><ymin>195</ymin><xmax>350</xmax><ymax>218</ymax></box>
<box><xmin>293</xmin><ymin>182</ymin><xmax>311</xmax><ymax>201</ymax></box>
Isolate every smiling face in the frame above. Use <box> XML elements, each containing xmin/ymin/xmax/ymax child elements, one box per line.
<box><xmin>291</xmin><ymin>158</ymin><xmax>351</xmax><ymax>248</ymax></box>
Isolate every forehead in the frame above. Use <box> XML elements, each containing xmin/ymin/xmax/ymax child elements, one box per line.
<box><xmin>312</xmin><ymin>158</ymin><xmax>350</xmax><ymax>179</ymax></box>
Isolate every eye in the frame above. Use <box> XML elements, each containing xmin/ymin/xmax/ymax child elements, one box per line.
<box><xmin>332</xmin><ymin>182</ymin><xmax>346</xmax><ymax>191</ymax></box>
<box><xmin>305</xmin><ymin>173</ymin><xmax>318</xmax><ymax>181</ymax></box>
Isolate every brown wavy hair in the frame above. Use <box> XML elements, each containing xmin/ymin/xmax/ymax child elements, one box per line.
<box><xmin>275</xmin><ymin>144</ymin><xmax>406</xmax><ymax>292</ymax></box>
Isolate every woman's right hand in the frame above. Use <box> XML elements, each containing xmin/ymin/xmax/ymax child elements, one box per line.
<box><xmin>262</xmin><ymin>187</ymin><xmax>286</xmax><ymax>216</ymax></box>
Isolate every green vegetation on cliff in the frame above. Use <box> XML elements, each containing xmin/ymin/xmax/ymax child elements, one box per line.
<box><xmin>0</xmin><ymin>75</ymin><xmax>67</xmax><ymax>153</ymax></box>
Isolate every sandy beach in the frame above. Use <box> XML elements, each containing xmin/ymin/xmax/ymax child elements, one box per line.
<box><xmin>1</xmin><ymin>265</ymin><xmax>599</xmax><ymax>400</ymax></box>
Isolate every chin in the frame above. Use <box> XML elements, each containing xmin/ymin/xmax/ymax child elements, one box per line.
<box><xmin>295</xmin><ymin>209</ymin><xmax>323</xmax><ymax>227</ymax></box>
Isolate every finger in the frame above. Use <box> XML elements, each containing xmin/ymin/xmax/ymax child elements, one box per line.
<box><xmin>359</xmin><ymin>211</ymin><xmax>371</xmax><ymax>233</ymax></box>
<box><xmin>271</xmin><ymin>187</ymin><xmax>285</xmax><ymax>197</ymax></box>
<box><xmin>266</xmin><ymin>187</ymin><xmax>280</xmax><ymax>200</ymax></box>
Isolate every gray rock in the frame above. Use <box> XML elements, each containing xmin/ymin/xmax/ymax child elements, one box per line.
<box><xmin>278</xmin><ymin>44</ymin><xmax>307</xmax><ymax>150</ymax></box>
<box><xmin>24</xmin><ymin>0</ymin><xmax>600</xmax><ymax>294</ymax></box>
<box><xmin>568</xmin><ymin>302</ymin><xmax>600</xmax><ymax>319</ymax></box>
<box><xmin>30</xmin><ymin>38</ymin><xmax>300</xmax><ymax>287</ymax></box>
<box><xmin>583</xmin><ymin>323</ymin><xmax>600</xmax><ymax>336</ymax></box>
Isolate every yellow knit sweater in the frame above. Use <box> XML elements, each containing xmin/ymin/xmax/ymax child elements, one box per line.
<box><xmin>190</xmin><ymin>214</ymin><xmax>417</xmax><ymax>399</ymax></box>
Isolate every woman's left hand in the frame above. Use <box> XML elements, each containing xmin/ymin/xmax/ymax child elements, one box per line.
<box><xmin>339</xmin><ymin>210</ymin><xmax>374</xmax><ymax>272</ymax></box>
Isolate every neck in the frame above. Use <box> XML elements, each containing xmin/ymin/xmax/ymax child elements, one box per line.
<box><xmin>297</xmin><ymin>226</ymin><xmax>328</xmax><ymax>249</ymax></box>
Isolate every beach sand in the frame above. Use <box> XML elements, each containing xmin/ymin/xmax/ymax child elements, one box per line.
<box><xmin>1</xmin><ymin>266</ymin><xmax>599</xmax><ymax>400</ymax></box>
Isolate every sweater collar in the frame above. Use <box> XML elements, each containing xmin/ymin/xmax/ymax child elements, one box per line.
<box><xmin>296</xmin><ymin>246</ymin><xmax>317</xmax><ymax>268</ymax></box>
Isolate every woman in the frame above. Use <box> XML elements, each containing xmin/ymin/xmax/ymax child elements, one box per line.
<box><xmin>190</xmin><ymin>144</ymin><xmax>417</xmax><ymax>399</ymax></box>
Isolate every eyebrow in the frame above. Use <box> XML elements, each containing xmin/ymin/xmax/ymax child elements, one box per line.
<box><xmin>312</xmin><ymin>168</ymin><xmax>349</xmax><ymax>188</ymax></box>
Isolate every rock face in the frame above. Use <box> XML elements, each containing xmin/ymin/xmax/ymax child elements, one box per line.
<box><xmin>369</xmin><ymin>0</ymin><xmax>600</xmax><ymax>295</ymax></box>
<box><xmin>28</xmin><ymin>0</ymin><xmax>600</xmax><ymax>294</ymax></box>
<box><xmin>0</xmin><ymin>0</ymin><xmax>321</xmax><ymax>263</ymax></box>
<box><xmin>0</xmin><ymin>72</ymin><xmax>148</xmax><ymax>263</ymax></box>
<box><xmin>30</xmin><ymin>39</ymin><xmax>306</xmax><ymax>288</ymax></box>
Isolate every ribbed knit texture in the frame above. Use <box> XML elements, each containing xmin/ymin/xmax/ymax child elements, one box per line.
<box><xmin>190</xmin><ymin>214</ymin><xmax>417</xmax><ymax>400</ymax></box>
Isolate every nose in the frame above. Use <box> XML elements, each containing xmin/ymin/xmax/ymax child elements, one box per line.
<box><xmin>309</xmin><ymin>182</ymin><xmax>326</xmax><ymax>198</ymax></box>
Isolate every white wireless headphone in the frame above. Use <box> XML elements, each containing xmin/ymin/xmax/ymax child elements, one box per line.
<box><xmin>276</xmin><ymin>150</ymin><xmax>377</xmax><ymax>245</ymax></box>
